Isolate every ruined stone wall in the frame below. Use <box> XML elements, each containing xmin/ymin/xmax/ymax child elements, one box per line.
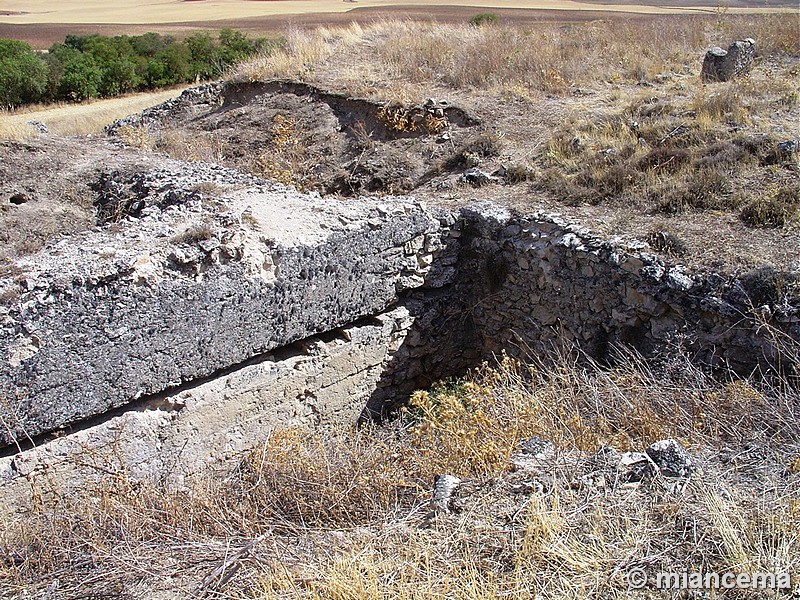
<box><xmin>454</xmin><ymin>203</ymin><xmax>796</xmax><ymax>375</ymax></box>
<box><xmin>0</xmin><ymin>308</ymin><xmax>414</xmax><ymax>508</ymax></box>
<box><xmin>366</xmin><ymin>202</ymin><xmax>798</xmax><ymax>421</ymax></box>
<box><xmin>1</xmin><ymin>182</ymin><xmax>797</xmax><ymax>514</ymax></box>
<box><xmin>0</xmin><ymin>165</ymin><xmax>445</xmax><ymax>445</ymax></box>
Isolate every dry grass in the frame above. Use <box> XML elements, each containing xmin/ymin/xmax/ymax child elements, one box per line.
<box><xmin>0</xmin><ymin>87</ymin><xmax>187</xmax><ymax>141</ymax></box>
<box><xmin>225</xmin><ymin>16</ymin><xmax>800</xmax><ymax>232</ymax></box>
<box><xmin>0</xmin><ymin>184</ymin><xmax>94</xmax><ymax>261</ymax></box>
<box><xmin>233</xmin><ymin>26</ymin><xmax>340</xmax><ymax>82</ymax></box>
<box><xmin>231</xmin><ymin>16</ymin><xmax>799</xmax><ymax>93</ymax></box>
<box><xmin>537</xmin><ymin>72</ymin><xmax>799</xmax><ymax>220</ymax></box>
<box><xmin>2</xmin><ymin>339</ymin><xmax>798</xmax><ymax>598</ymax></box>
<box><xmin>251</xmin><ymin>113</ymin><xmax>314</xmax><ymax>187</ymax></box>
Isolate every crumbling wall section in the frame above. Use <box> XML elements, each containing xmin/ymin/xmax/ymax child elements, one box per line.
<box><xmin>1</xmin><ymin>191</ymin><xmax>797</xmax><ymax>512</ymax></box>
<box><xmin>0</xmin><ymin>307</ymin><xmax>420</xmax><ymax>512</ymax></box>
<box><xmin>361</xmin><ymin>202</ymin><xmax>798</xmax><ymax>419</ymax></box>
<box><xmin>454</xmin><ymin>203</ymin><xmax>797</xmax><ymax>375</ymax></box>
<box><xmin>0</xmin><ymin>167</ymin><xmax>445</xmax><ymax>446</ymax></box>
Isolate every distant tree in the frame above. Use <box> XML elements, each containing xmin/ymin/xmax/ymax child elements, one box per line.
<box><xmin>63</xmin><ymin>34</ymin><xmax>96</xmax><ymax>52</ymax></box>
<box><xmin>130</xmin><ymin>32</ymin><xmax>175</xmax><ymax>58</ymax></box>
<box><xmin>58</xmin><ymin>52</ymin><xmax>103</xmax><ymax>100</ymax></box>
<box><xmin>469</xmin><ymin>13</ymin><xmax>499</xmax><ymax>26</ymax></box>
<box><xmin>0</xmin><ymin>39</ymin><xmax>48</xmax><ymax>107</ymax></box>
<box><xmin>46</xmin><ymin>43</ymin><xmax>78</xmax><ymax>98</ymax></box>
<box><xmin>218</xmin><ymin>28</ymin><xmax>255</xmax><ymax>63</ymax></box>
<box><xmin>144</xmin><ymin>57</ymin><xmax>167</xmax><ymax>88</ymax></box>
<box><xmin>80</xmin><ymin>36</ymin><xmax>141</xmax><ymax>95</ymax></box>
<box><xmin>160</xmin><ymin>42</ymin><xmax>193</xmax><ymax>84</ymax></box>
<box><xmin>185</xmin><ymin>32</ymin><xmax>217</xmax><ymax>79</ymax></box>
<box><xmin>1</xmin><ymin>29</ymin><xmax>264</xmax><ymax>106</ymax></box>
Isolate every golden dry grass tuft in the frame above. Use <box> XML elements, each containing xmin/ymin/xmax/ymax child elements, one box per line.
<box><xmin>251</xmin><ymin>113</ymin><xmax>310</xmax><ymax>187</ymax></box>
<box><xmin>232</xmin><ymin>26</ymin><xmax>341</xmax><ymax>82</ymax></box>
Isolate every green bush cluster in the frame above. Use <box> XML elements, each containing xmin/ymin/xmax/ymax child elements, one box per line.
<box><xmin>0</xmin><ymin>29</ymin><xmax>272</xmax><ymax>107</ymax></box>
<box><xmin>469</xmin><ymin>13</ymin><xmax>499</xmax><ymax>27</ymax></box>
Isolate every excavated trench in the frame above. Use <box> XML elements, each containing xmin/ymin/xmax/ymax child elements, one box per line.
<box><xmin>1</xmin><ymin>90</ymin><xmax>799</xmax><ymax>508</ymax></box>
<box><xmin>107</xmin><ymin>81</ymin><xmax>489</xmax><ymax>197</ymax></box>
<box><xmin>1</xmin><ymin>177</ymin><xmax>798</xmax><ymax>504</ymax></box>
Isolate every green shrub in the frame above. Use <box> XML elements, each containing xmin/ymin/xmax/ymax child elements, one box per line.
<box><xmin>0</xmin><ymin>39</ymin><xmax>48</xmax><ymax>107</ymax></box>
<box><xmin>0</xmin><ymin>29</ymin><xmax>267</xmax><ymax>107</ymax></box>
<box><xmin>469</xmin><ymin>13</ymin><xmax>499</xmax><ymax>27</ymax></box>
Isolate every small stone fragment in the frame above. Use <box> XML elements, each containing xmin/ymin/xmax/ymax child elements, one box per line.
<box><xmin>646</xmin><ymin>439</ymin><xmax>695</xmax><ymax>478</ymax></box>
<box><xmin>777</xmin><ymin>140</ymin><xmax>798</xmax><ymax>157</ymax></box>
<box><xmin>26</xmin><ymin>120</ymin><xmax>48</xmax><ymax>134</ymax></box>
<box><xmin>459</xmin><ymin>168</ymin><xmax>495</xmax><ymax>187</ymax></box>
<box><xmin>431</xmin><ymin>474</ymin><xmax>462</xmax><ymax>514</ymax></box>
<box><xmin>618</xmin><ymin>451</ymin><xmax>655</xmax><ymax>482</ymax></box>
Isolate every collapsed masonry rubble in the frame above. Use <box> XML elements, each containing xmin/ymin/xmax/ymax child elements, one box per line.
<box><xmin>363</xmin><ymin>202</ymin><xmax>799</xmax><ymax>418</ymax></box>
<box><xmin>1</xmin><ymin>165</ymin><xmax>797</xmax><ymax>509</ymax></box>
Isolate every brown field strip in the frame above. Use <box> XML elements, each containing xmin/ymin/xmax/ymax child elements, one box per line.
<box><xmin>0</xmin><ymin>0</ymin><xmax>794</xmax><ymax>26</ymax></box>
<box><xmin>1</xmin><ymin>3</ymin><xmax>796</xmax><ymax>49</ymax></box>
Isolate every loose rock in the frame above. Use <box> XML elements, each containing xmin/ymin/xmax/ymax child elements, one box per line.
<box><xmin>26</xmin><ymin>120</ymin><xmax>48</xmax><ymax>134</ymax></box>
<box><xmin>700</xmin><ymin>39</ymin><xmax>756</xmax><ymax>82</ymax></box>
<box><xmin>646</xmin><ymin>439</ymin><xmax>695</xmax><ymax>478</ymax></box>
<box><xmin>431</xmin><ymin>474</ymin><xmax>462</xmax><ymax>514</ymax></box>
<box><xmin>459</xmin><ymin>167</ymin><xmax>495</xmax><ymax>187</ymax></box>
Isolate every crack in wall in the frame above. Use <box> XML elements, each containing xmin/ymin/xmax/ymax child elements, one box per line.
<box><xmin>0</xmin><ymin>317</ymin><xmax>377</xmax><ymax>458</ymax></box>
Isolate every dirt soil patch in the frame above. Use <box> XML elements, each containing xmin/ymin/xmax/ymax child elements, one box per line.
<box><xmin>0</xmin><ymin>138</ymin><xmax>168</xmax><ymax>267</ymax></box>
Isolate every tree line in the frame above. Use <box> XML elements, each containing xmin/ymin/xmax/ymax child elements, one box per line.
<box><xmin>0</xmin><ymin>29</ymin><xmax>271</xmax><ymax>108</ymax></box>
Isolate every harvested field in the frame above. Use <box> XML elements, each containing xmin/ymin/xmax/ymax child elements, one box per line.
<box><xmin>0</xmin><ymin>9</ymin><xmax>650</xmax><ymax>50</ymax></box>
<box><xmin>0</xmin><ymin>0</ymin><xmax>795</xmax><ymax>49</ymax></box>
<box><xmin>0</xmin><ymin>0</ymin><xmax>792</xmax><ymax>25</ymax></box>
